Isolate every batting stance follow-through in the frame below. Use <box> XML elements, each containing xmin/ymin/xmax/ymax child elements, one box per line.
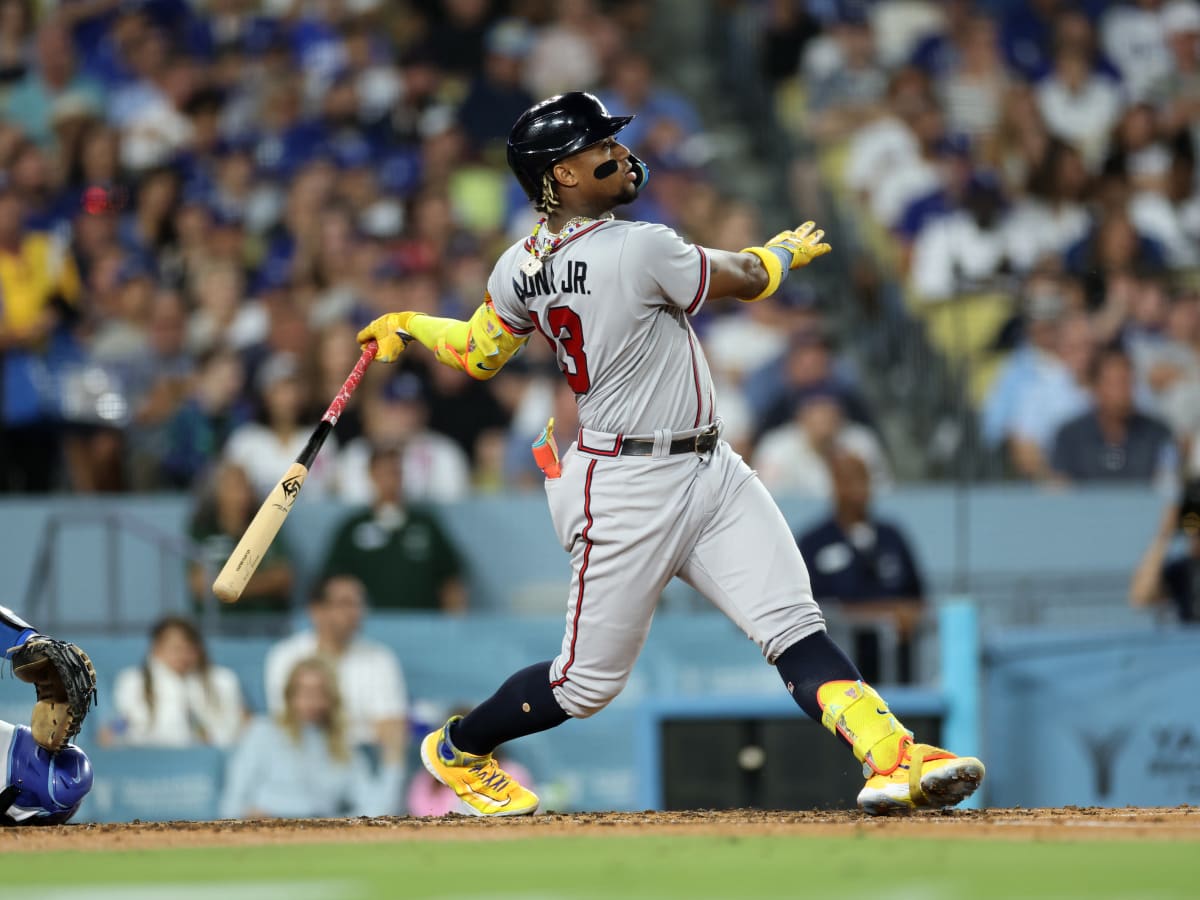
<box><xmin>0</xmin><ymin>606</ymin><xmax>96</xmax><ymax>826</ymax></box>
<box><xmin>358</xmin><ymin>91</ymin><xmax>985</xmax><ymax>817</ymax></box>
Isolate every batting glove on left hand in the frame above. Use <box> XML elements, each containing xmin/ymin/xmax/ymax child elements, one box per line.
<box><xmin>765</xmin><ymin>221</ymin><xmax>832</xmax><ymax>269</ymax></box>
<box><xmin>357</xmin><ymin>312</ymin><xmax>417</xmax><ymax>363</ymax></box>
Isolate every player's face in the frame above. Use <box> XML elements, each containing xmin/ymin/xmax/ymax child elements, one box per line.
<box><xmin>576</xmin><ymin>137</ymin><xmax>638</xmax><ymax>207</ymax></box>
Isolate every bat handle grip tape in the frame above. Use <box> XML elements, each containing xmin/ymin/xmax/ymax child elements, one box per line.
<box><xmin>295</xmin><ymin>340</ymin><xmax>378</xmax><ymax>469</ymax></box>
<box><xmin>323</xmin><ymin>340</ymin><xmax>378</xmax><ymax>426</ymax></box>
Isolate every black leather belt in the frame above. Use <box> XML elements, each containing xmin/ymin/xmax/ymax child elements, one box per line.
<box><xmin>619</xmin><ymin>426</ymin><xmax>719</xmax><ymax>457</ymax></box>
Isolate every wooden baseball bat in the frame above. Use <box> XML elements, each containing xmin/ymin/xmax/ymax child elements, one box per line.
<box><xmin>212</xmin><ymin>340</ymin><xmax>379</xmax><ymax>603</ymax></box>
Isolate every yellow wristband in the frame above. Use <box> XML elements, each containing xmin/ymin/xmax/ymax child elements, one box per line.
<box><xmin>741</xmin><ymin>246</ymin><xmax>784</xmax><ymax>302</ymax></box>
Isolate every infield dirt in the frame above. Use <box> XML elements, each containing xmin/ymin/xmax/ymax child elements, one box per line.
<box><xmin>2</xmin><ymin>806</ymin><xmax>1196</xmax><ymax>853</ymax></box>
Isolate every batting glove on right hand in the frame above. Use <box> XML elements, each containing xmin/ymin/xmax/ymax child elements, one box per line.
<box><xmin>765</xmin><ymin>222</ymin><xmax>832</xmax><ymax>269</ymax></box>
<box><xmin>357</xmin><ymin>312</ymin><xmax>417</xmax><ymax>363</ymax></box>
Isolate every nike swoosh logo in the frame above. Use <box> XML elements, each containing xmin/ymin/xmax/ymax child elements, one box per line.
<box><xmin>464</xmin><ymin>786</ymin><xmax>510</xmax><ymax>808</ymax></box>
<box><xmin>476</xmin><ymin>363</ymin><xmax>497</xmax><ymax>371</ymax></box>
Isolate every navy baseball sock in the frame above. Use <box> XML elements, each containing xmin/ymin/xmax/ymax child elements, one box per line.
<box><xmin>774</xmin><ymin>630</ymin><xmax>862</xmax><ymax>722</ymax></box>
<box><xmin>450</xmin><ymin>660</ymin><xmax>570</xmax><ymax>756</ymax></box>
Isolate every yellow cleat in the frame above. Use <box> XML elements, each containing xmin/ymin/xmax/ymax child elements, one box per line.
<box><xmin>857</xmin><ymin>738</ymin><xmax>985</xmax><ymax>816</ymax></box>
<box><xmin>419</xmin><ymin>716</ymin><xmax>540</xmax><ymax>817</ymax></box>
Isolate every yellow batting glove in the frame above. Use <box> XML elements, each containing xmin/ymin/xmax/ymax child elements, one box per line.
<box><xmin>765</xmin><ymin>221</ymin><xmax>832</xmax><ymax>269</ymax></box>
<box><xmin>356</xmin><ymin>311</ymin><xmax>417</xmax><ymax>363</ymax></box>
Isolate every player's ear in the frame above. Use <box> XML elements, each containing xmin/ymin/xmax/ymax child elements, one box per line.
<box><xmin>552</xmin><ymin>162</ymin><xmax>578</xmax><ymax>189</ymax></box>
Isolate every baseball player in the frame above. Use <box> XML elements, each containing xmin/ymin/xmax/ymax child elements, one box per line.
<box><xmin>357</xmin><ymin>92</ymin><xmax>985</xmax><ymax>817</ymax></box>
<box><xmin>0</xmin><ymin>605</ymin><xmax>96</xmax><ymax>825</ymax></box>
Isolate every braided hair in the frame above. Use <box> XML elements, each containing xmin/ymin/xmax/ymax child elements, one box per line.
<box><xmin>535</xmin><ymin>171</ymin><xmax>561</xmax><ymax>215</ymax></box>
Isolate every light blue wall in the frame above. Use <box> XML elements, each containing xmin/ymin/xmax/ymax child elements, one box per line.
<box><xmin>984</xmin><ymin>626</ymin><xmax>1200</xmax><ymax>808</ymax></box>
<box><xmin>0</xmin><ymin>485</ymin><xmax>1166</xmax><ymax>626</ymax></box>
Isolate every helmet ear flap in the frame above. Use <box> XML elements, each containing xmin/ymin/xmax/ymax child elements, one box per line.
<box><xmin>628</xmin><ymin>154</ymin><xmax>650</xmax><ymax>194</ymax></box>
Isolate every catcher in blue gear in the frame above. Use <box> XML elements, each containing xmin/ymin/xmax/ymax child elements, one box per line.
<box><xmin>0</xmin><ymin>720</ymin><xmax>92</xmax><ymax>825</ymax></box>
<box><xmin>1</xmin><ymin>605</ymin><xmax>96</xmax><ymax>753</ymax></box>
<box><xmin>0</xmin><ymin>605</ymin><xmax>96</xmax><ymax>825</ymax></box>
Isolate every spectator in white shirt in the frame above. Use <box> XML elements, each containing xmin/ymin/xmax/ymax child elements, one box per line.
<box><xmin>1152</xmin><ymin>1</ymin><xmax>1200</xmax><ymax>155</ymax></box>
<box><xmin>108</xmin><ymin>617</ymin><xmax>245</xmax><ymax>748</ymax></box>
<box><xmin>523</xmin><ymin>0</ymin><xmax>604</xmax><ymax>98</ymax></box>
<box><xmin>753</xmin><ymin>387</ymin><xmax>891</xmax><ymax>499</ymax></box>
<box><xmin>264</xmin><ymin>574</ymin><xmax>407</xmax><ymax>759</ymax></box>
<box><xmin>1006</xmin><ymin>139</ymin><xmax>1094</xmax><ymax>272</ymax></box>
<box><xmin>337</xmin><ymin>372</ymin><xmax>470</xmax><ymax>506</ymax></box>
<box><xmin>1128</xmin><ymin>135</ymin><xmax>1200</xmax><ymax>270</ymax></box>
<box><xmin>225</xmin><ymin>351</ymin><xmax>339</xmax><ymax>501</ymax></box>
<box><xmin>937</xmin><ymin>14</ymin><xmax>1009</xmax><ymax>142</ymax></box>
<box><xmin>1036</xmin><ymin>44</ymin><xmax>1123</xmax><ymax>170</ymax></box>
<box><xmin>1102</xmin><ymin>0</ymin><xmax>1171</xmax><ymax>101</ymax></box>
<box><xmin>909</xmin><ymin>174</ymin><xmax>1012</xmax><ymax>302</ymax></box>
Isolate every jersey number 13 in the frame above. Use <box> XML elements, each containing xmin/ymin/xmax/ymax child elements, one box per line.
<box><xmin>533</xmin><ymin>306</ymin><xmax>591</xmax><ymax>394</ymax></box>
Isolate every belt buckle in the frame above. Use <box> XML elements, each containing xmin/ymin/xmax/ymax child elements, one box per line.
<box><xmin>695</xmin><ymin>425</ymin><xmax>717</xmax><ymax>456</ymax></box>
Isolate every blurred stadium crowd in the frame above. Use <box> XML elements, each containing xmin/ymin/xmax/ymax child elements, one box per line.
<box><xmin>1</xmin><ymin>0</ymin><xmax>1198</xmax><ymax>506</ymax></box>
<box><xmin>767</xmin><ymin>0</ymin><xmax>1200</xmax><ymax>490</ymax></box>
<box><xmin>5</xmin><ymin>0</ymin><xmax>1200</xmax><ymax>821</ymax></box>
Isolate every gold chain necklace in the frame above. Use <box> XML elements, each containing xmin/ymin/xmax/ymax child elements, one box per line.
<box><xmin>521</xmin><ymin>212</ymin><xmax>614</xmax><ymax>276</ymax></box>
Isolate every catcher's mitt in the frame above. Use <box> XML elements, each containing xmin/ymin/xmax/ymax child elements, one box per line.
<box><xmin>10</xmin><ymin>637</ymin><xmax>97</xmax><ymax>752</ymax></box>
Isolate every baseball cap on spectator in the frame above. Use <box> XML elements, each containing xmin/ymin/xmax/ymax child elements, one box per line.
<box><xmin>254</xmin><ymin>256</ymin><xmax>292</xmax><ymax>295</ymax></box>
<box><xmin>789</xmin><ymin>325</ymin><xmax>835</xmax><ymax>351</ymax></box>
<box><xmin>331</xmin><ymin>137</ymin><xmax>374</xmax><ymax>172</ymax></box>
<box><xmin>180</xmin><ymin>180</ymin><xmax>215</xmax><ymax>208</ymax></box>
<box><xmin>1163</xmin><ymin>1</ymin><xmax>1200</xmax><ymax>36</ymax></box>
<box><xmin>792</xmin><ymin>382</ymin><xmax>845</xmax><ymax>414</ymax></box>
<box><xmin>776</xmin><ymin>281</ymin><xmax>820</xmax><ymax>311</ymax></box>
<box><xmin>255</xmin><ymin>352</ymin><xmax>301</xmax><ymax>394</ymax></box>
<box><xmin>382</xmin><ymin>372</ymin><xmax>427</xmax><ymax>405</ymax></box>
<box><xmin>241</xmin><ymin>18</ymin><xmax>285</xmax><ymax>56</ymax></box>
<box><xmin>213</xmin><ymin>134</ymin><xmax>256</xmax><ymax>158</ymax></box>
<box><xmin>116</xmin><ymin>255</ymin><xmax>155</xmax><ymax>285</ymax></box>
<box><xmin>834</xmin><ymin>0</ymin><xmax>871</xmax><ymax>26</ymax></box>
<box><xmin>377</xmin><ymin>146</ymin><xmax>422</xmax><ymax>196</ymax></box>
<box><xmin>211</xmin><ymin>204</ymin><xmax>245</xmax><ymax>229</ymax></box>
<box><xmin>371</xmin><ymin>258</ymin><xmax>411</xmax><ymax>283</ymax></box>
<box><xmin>486</xmin><ymin>19</ymin><xmax>534</xmax><ymax>58</ymax></box>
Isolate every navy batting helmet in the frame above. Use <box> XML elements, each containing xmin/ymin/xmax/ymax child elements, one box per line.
<box><xmin>506</xmin><ymin>92</ymin><xmax>635</xmax><ymax>201</ymax></box>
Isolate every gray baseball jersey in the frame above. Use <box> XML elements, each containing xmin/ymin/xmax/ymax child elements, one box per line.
<box><xmin>489</xmin><ymin>220</ymin><xmax>716</xmax><ymax>435</ymax></box>
<box><xmin>488</xmin><ymin>218</ymin><xmax>824</xmax><ymax>719</ymax></box>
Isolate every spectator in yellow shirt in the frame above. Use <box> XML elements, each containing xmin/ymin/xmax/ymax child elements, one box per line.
<box><xmin>0</xmin><ymin>183</ymin><xmax>82</xmax><ymax>492</ymax></box>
